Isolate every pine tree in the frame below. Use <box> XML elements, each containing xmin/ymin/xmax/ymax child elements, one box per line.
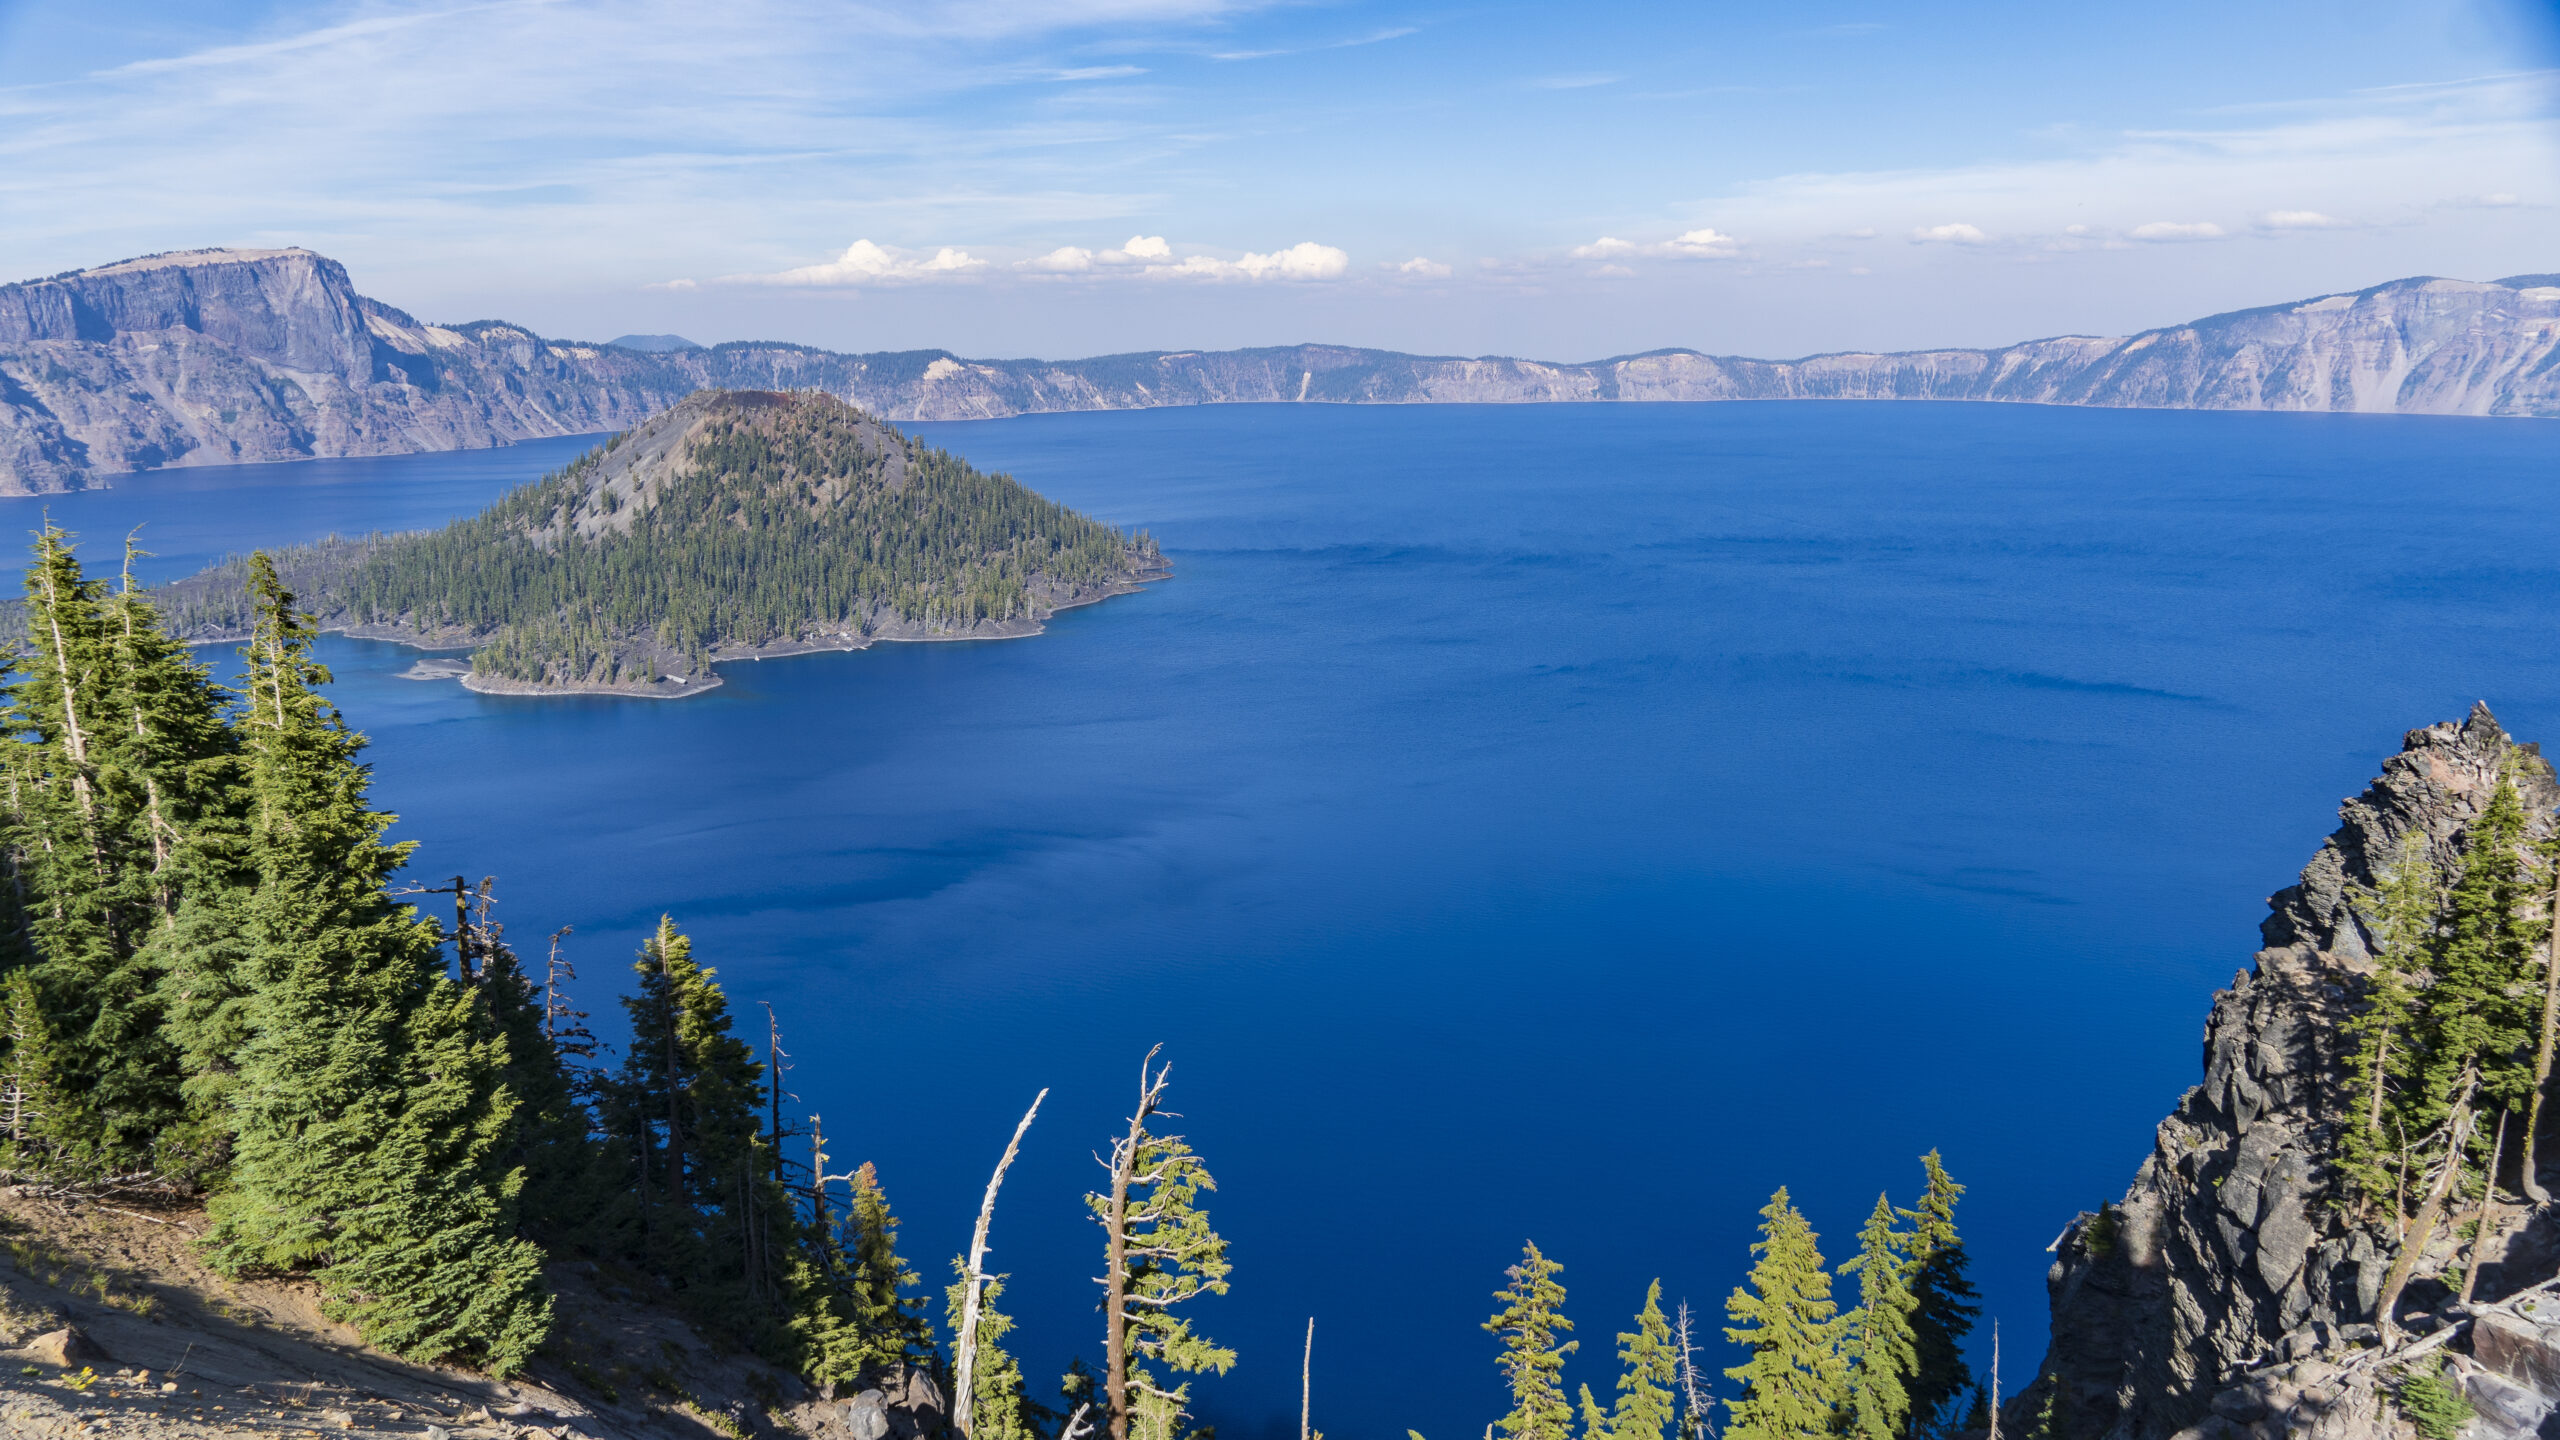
<box><xmin>1</xmin><ymin>527</ymin><xmax>227</xmax><ymax>1175</ymax></box>
<box><xmin>0</xmin><ymin>968</ymin><xmax>70</xmax><ymax>1167</ymax></box>
<box><xmin>201</xmin><ymin>553</ymin><xmax>550</xmax><ymax>1373</ymax></box>
<box><xmin>1899</xmin><ymin>1154</ymin><xmax>1980</xmax><ymax>1438</ymax></box>
<box><xmin>1610</xmin><ymin>1281</ymin><xmax>1679</xmax><ymax>1440</ymax></box>
<box><xmin>1485</xmin><ymin>1241</ymin><xmax>1577</xmax><ymax>1440</ymax></box>
<box><xmin>2418</xmin><ymin>773</ymin><xmax>2543</xmax><ymax>1124</ymax></box>
<box><xmin>1722</xmin><ymin>1188</ymin><xmax>1842</xmax><ymax>1440</ymax></box>
<box><xmin>1091</xmin><ymin>1052</ymin><xmax>1233</xmax><ymax>1440</ymax></box>
<box><xmin>470</xmin><ymin>908</ymin><xmax>600</xmax><ymax>1241</ymax></box>
<box><xmin>1839</xmin><ymin>1194</ymin><xmax>1919</xmax><ymax>1440</ymax></box>
<box><xmin>611</xmin><ymin>917</ymin><xmax>801</xmax><ymax>1331</ymax></box>
<box><xmin>2341</xmin><ymin>831</ymin><xmax>2436</xmax><ymax>1219</ymax></box>
<box><xmin>845</xmin><ymin>1160</ymin><xmax>931</xmax><ymax>1367</ymax></box>
<box><xmin>945</xmin><ymin>1260</ymin><xmax>1054</xmax><ymax>1440</ymax></box>
<box><xmin>1580</xmin><ymin>1385</ymin><xmax>1612</xmax><ymax>1440</ymax></box>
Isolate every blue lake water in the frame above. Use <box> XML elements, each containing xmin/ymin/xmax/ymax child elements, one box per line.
<box><xmin>16</xmin><ymin>403</ymin><xmax>2560</xmax><ymax>1439</ymax></box>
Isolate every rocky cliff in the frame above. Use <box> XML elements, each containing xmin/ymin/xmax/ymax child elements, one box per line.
<box><xmin>2</xmin><ymin>248</ymin><xmax>2555</xmax><ymax>493</ymax></box>
<box><xmin>2024</xmin><ymin>705</ymin><xmax>2560</xmax><ymax>1440</ymax></box>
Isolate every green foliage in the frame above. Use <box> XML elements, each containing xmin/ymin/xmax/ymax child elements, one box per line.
<box><xmin>2393</xmin><ymin>1359</ymin><xmax>2476</xmax><ymax>1440</ymax></box>
<box><xmin>1723</xmin><ymin>1188</ymin><xmax>1842</xmax><ymax>1440</ymax></box>
<box><xmin>842</xmin><ymin>1161</ymin><xmax>932</xmax><ymax>1368</ymax></box>
<box><xmin>0</xmin><ymin>527</ymin><xmax>240</xmax><ymax>1179</ymax></box>
<box><xmin>2340</xmin><ymin>832</ymin><xmax>2435</xmax><ymax>1215</ymax></box>
<box><xmin>1839</xmin><ymin>1194</ymin><xmax>1919</xmax><ymax>1440</ymax></box>
<box><xmin>2419</xmin><ymin>772</ymin><xmax>2544</xmax><ymax>1122</ymax></box>
<box><xmin>1485</xmin><ymin>1241</ymin><xmax>1577</xmax><ymax>1440</ymax></box>
<box><xmin>1092</xmin><ymin>1070</ymin><xmax>1233</xmax><ymax>1440</ymax></box>
<box><xmin>161</xmin><ymin>393</ymin><xmax>1161</xmax><ymax>687</ymax></box>
<box><xmin>945</xmin><ymin>1261</ymin><xmax>1054</xmax><ymax>1440</ymax></box>
<box><xmin>1899</xmin><ymin>1153</ymin><xmax>1979</xmax><ymax>1438</ymax></box>
<box><xmin>1608</xmin><ymin>1281</ymin><xmax>1679</xmax><ymax>1440</ymax></box>
<box><xmin>200</xmin><ymin>553</ymin><xmax>550</xmax><ymax>1373</ymax></box>
<box><xmin>1579</xmin><ymin>1385</ymin><xmax>1611</xmax><ymax>1440</ymax></box>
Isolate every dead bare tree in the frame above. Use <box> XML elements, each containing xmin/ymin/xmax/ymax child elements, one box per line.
<box><xmin>759</xmin><ymin>1002</ymin><xmax>795</xmax><ymax>1183</ymax></box>
<box><xmin>1300</xmin><ymin>1317</ymin><xmax>1313</xmax><ymax>1440</ymax></box>
<box><xmin>954</xmin><ymin>1088</ymin><xmax>1048</xmax><ymax>1439</ymax></box>
<box><xmin>1672</xmin><ymin>1301</ymin><xmax>1713</xmax><ymax>1440</ymax></box>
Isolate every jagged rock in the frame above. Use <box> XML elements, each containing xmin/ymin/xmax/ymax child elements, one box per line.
<box><xmin>2472</xmin><ymin>1305</ymin><xmax>2560</xmax><ymax>1394</ymax></box>
<box><xmin>2024</xmin><ymin>706</ymin><xmax>2560</xmax><ymax>1440</ymax></box>
<box><xmin>21</xmin><ymin>1325</ymin><xmax>104</xmax><ymax>1367</ymax></box>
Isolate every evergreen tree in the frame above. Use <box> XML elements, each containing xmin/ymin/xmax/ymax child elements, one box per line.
<box><xmin>1580</xmin><ymin>1386</ymin><xmax>1612</xmax><ymax>1440</ymax></box>
<box><xmin>946</xmin><ymin>1260</ymin><xmax>1055</xmax><ymax>1440</ymax></box>
<box><xmin>844</xmin><ymin>1160</ymin><xmax>931</xmax><ymax>1367</ymax></box>
<box><xmin>610</xmin><ymin>916</ymin><xmax>802</xmax><ymax>1337</ymax></box>
<box><xmin>2340</xmin><ymin>831</ymin><xmax>2436</xmax><ymax>1218</ymax></box>
<box><xmin>2417</xmin><ymin>773</ymin><xmax>2544</xmax><ymax>1124</ymax></box>
<box><xmin>201</xmin><ymin>553</ymin><xmax>550</xmax><ymax>1373</ymax></box>
<box><xmin>470</xmin><ymin>910</ymin><xmax>601</xmax><ymax>1241</ymax></box>
<box><xmin>1722</xmin><ymin>1188</ymin><xmax>1842</xmax><ymax>1440</ymax></box>
<box><xmin>1090</xmin><ymin>1052</ymin><xmax>1233</xmax><ymax>1440</ymax></box>
<box><xmin>1899</xmin><ymin>1155</ymin><xmax>1980</xmax><ymax>1438</ymax></box>
<box><xmin>0</xmin><ymin>968</ymin><xmax>71</xmax><ymax>1167</ymax></box>
<box><xmin>1839</xmin><ymin>1194</ymin><xmax>1919</xmax><ymax>1440</ymax></box>
<box><xmin>1485</xmin><ymin>1241</ymin><xmax>1577</xmax><ymax>1440</ymax></box>
<box><xmin>1609</xmin><ymin>1281</ymin><xmax>1679</xmax><ymax>1440</ymax></box>
<box><xmin>1</xmin><ymin>527</ymin><xmax>236</xmax><ymax>1175</ymax></box>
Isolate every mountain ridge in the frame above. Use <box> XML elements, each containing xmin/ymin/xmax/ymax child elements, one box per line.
<box><xmin>2</xmin><ymin>246</ymin><xmax>2554</xmax><ymax>493</ymax></box>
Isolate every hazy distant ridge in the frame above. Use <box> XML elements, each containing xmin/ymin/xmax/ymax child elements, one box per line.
<box><xmin>2</xmin><ymin>247</ymin><xmax>2554</xmax><ymax>493</ymax></box>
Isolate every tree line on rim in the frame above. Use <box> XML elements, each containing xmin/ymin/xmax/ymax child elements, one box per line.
<box><xmin>0</xmin><ymin>521</ymin><xmax>1990</xmax><ymax>1440</ymax></box>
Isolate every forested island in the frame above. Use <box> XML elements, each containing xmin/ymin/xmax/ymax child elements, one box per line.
<box><xmin>154</xmin><ymin>388</ymin><xmax>1167</xmax><ymax>697</ymax></box>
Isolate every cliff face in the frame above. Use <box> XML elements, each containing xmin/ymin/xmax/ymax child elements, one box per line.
<box><xmin>2028</xmin><ymin>706</ymin><xmax>2560</xmax><ymax>1440</ymax></box>
<box><xmin>2</xmin><ymin>248</ymin><xmax>2555</xmax><ymax>493</ymax></box>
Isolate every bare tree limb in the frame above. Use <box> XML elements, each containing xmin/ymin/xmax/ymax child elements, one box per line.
<box><xmin>954</xmin><ymin>1087</ymin><xmax>1048</xmax><ymax>1440</ymax></box>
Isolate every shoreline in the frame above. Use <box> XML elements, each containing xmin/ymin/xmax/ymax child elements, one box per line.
<box><xmin>186</xmin><ymin>567</ymin><xmax>1172</xmax><ymax>700</ymax></box>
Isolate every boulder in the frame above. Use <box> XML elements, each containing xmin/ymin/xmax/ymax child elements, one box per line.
<box><xmin>2474</xmin><ymin>1307</ymin><xmax>2560</xmax><ymax>1395</ymax></box>
<box><xmin>847</xmin><ymin>1389</ymin><xmax>891</xmax><ymax>1440</ymax></box>
<box><xmin>22</xmin><ymin>1327</ymin><xmax>103</xmax><ymax>1367</ymax></box>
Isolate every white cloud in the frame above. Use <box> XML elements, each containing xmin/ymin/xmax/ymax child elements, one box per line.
<box><xmin>1570</xmin><ymin>229</ymin><xmax>1740</xmax><ymax>261</ymax></box>
<box><xmin>2259</xmin><ymin>209</ymin><xmax>2350</xmax><ymax>229</ymax></box>
<box><xmin>727</xmin><ymin>239</ymin><xmax>989</xmax><ymax>286</ymax></box>
<box><xmin>1048</xmin><ymin>65</ymin><xmax>1147</xmax><ymax>81</ymax></box>
<box><xmin>2471</xmin><ymin>192</ymin><xmax>2522</xmax><ymax>207</ymax></box>
<box><xmin>1118</xmin><ymin>234</ymin><xmax>1173</xmax><ymax>261</ymax></box>
<box><xmin>1395</xmin><ymin>256</ymin><xmax>1453</xmax><ymax>277</ymax></box>
<box><xmin>2129</xmin><ymin>220</ymin><xmax>2227</xmax><ymax>241</ymax></box>
<box><xmin>1024</xmin><ymin>246</ymin><xmax>1097</xmax><ymax>272</ymax></box>
<box><xmin>1911</xmin><ymin>223</ymin><xmax>1988</xmax><ymax>243</ymax></box>
<box><xmin>1158</xmin><ymin>241</ymin><xmax>1349</xmax><ymax>280</ymax></box>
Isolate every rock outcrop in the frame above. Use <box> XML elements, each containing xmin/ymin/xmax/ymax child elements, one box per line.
<box><xmin>2023</xmin><ymin>705</ymin><xmax>2560</xmax><ymax>1440</ymax></box>
<box><xmin>3</xmin><ymin>248</ymin><xmax>2554</xmax><ymax>492</ymax></box>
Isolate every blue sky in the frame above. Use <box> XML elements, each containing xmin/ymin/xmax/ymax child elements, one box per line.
<box><xmin>0</xmin><ymin>0</ymin><xmax>2555</xmax><ymax>358</ymax></box>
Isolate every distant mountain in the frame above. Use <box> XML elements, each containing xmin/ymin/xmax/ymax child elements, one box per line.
<box><xmin>154</xmin><ymin>388</ymin><xmax>1167</xmax><ymax>696</ymax></box>
<box><xmin>607</xmin><ymin>332</ymin><xmax>700</xmax><ymax>352</ymax></box>
<box><xmin>2</xmin><ymin>246</ymin><xmax>2554</xmax><ymax>494</ymax></box>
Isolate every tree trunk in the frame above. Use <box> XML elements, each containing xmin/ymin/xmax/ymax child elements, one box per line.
<box><xmin>956</xmin><ymin>1089</ymin><xmax>1047</xmax><ymax>1440</ymax></box>
<box><xmin>1105</xmin><ymin>1109</ymin><xmax>1142</xmax><ymax>1440</ymax></box>
<box><xmin>1300</xmin><ymin>1317</ymin><xmax>1313</xmax><ymax>1440</ymax></box>
<box><xmin>2465</xmin><ymin>1109</ymin><xmax>2509</xmax><ymax>1304</ymax></box>
<box><xmin>2525</xmin><ymin>871</ymin><xmax>2560</xmax><ymax>1205</ymax></box>
<box><xmin>1986</xmin><ymin>1322</ymin><xmax>2000</xmax><ymax>1440</ymax></box>
<box><xmin>1105</xmin><ymin>1049</ymin><xmax>1169</xmax><ymax>1440</ymax></box>
<box><xmin>2376</xmin><ymin>1082</ymin><xmax>2480</xmax><ymax>1340</ymax></box>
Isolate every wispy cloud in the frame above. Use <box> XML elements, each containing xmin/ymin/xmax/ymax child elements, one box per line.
<box><xmin>2259</xmin><ymin>209</ymin><xmax>2351</xmax><ymax>229</ymax></box>
<box><xmin>1570</xmin><ymin>228</ymin><xmax>1741</xmax><ymax>260</ymax></box>
<box><xmin>1910</xmin><ymin>223</ymin><xmax>1988</xmax><ymax>244</ymax></box>
<box><xmin>2128</xmin><ymin>220</ymin><xmax>2226</xmax><ymax>241</ymax></box>
<box><xmin>1530</xmin><ymin>73</ymin><xmax>1623</xmax><ymax>90</ymax></box>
